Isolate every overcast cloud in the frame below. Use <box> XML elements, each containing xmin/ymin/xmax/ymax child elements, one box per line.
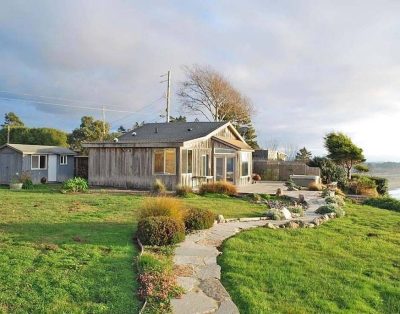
<box><xmin>0</xmin><ymin>0</ymin><xmax>399</xmax><ymax>161</ymax></box>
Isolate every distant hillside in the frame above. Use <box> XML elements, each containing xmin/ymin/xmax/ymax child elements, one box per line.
<box><xmin>366</xmin><ymin>162</ymin><xmax>400</xmax><ymax>189</ymax></box>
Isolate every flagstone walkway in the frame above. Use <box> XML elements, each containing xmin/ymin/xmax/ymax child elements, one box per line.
<box><xmin>171</xmin><ymin>192</ymin><xmax>326</xmax><ymax>314</ymax></box>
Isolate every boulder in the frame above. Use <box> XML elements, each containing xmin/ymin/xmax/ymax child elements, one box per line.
<box><xmin>284</xmin><ymin>221</ymin><xmax>299</xmax><ymax>229</ymax></box>
<box><xmin>280</xmin><ymin>207</ymin><xmax>292</xmax><ymax>220</ymax></box>
<box><xmin>312</xmin><ymin>217</ymin><xmax>321</xmax><ymax>226</ymax></box>
<box><xmin>266</xmin><ymin>222</ymin><xmax>277</xmax><ymax>229</ymax></box>
<box><xmin>323</xmin><ymin>214</ymin><xmax>330</xmax><ymax>220</ymax></box>
<box><xmin>328</xmin><ymin>212</ymin><xmax>336</xmax><ymax>219</ymax></box>
<box><xmin>217</xmin><ymin>215</ymin><xmax>225</xmax><ymax>223</ymax></box>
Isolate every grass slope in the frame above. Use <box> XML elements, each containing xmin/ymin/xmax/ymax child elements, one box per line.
<box><xmin>0</xmin><ymin>185</ymin><xmax>264</xmax><ymax>313</ymax></box>
<box><xmin>219</xmin><ymin>203</ymin><xmax>400</xmax><ymax>314</ymax></box>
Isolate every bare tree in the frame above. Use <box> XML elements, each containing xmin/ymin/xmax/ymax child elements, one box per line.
<box><xmin>178</xmin><ymin>65</ymin><xmax>254</xmax><ymax>124</ymax></box>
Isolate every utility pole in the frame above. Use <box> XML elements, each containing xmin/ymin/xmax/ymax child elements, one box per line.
<box><xmin>102</xmin><ymin>105</ymin><xmax>106</xmax><ymax>140</ymax></box>
<box><xmin>7</xmin><ymin>124</ymin><xmax>10</xmax><ymax>144</ymax></box>
<box><xmin>161</xmin><ymin>70</ymin><xmax>171</xmax><ymax>123</ymax></box>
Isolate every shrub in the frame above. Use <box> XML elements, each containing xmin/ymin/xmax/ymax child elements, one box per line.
<box><xmin>62</xmin><ymin>177</ymin><xmax>88</xmax><ymax>192</ymax></box>
<box><xmin>266</xmin><ymin>208</ymin><xmax>284</xmax><ymax>220</ymax></box>
<box><xmin>316</xmin><ymin>204</ymin><xmax>345</xmax><ymax>217</ymax></box>
<box><xmin>348</xmin><ymin>176</ymin><xmax>378</xmax><ymax>197</ymax></box>
<box><xmin>308</xmin><ymin>182</ymin><xmax>323</xmax><ymax>191</ymax></box>
<box><xmin>137</xmin><ymin>216</ymin><xmax>185</xmax><ymax>246</ymax></box>
<box><xmin>369</xmin><ymin>176</ymin><xmax>389</xmax><ymax>196</ymax></box>
<box><xmin>288</xmin><ymin>206</ymin><xmax>304</xmax><ymax>216</ymax></box>
<box><xmin>325</xmin><ymin>195</ymin><xmax>345</xmax><ymax>207</ymax></box>
<box><xmin>153</xmin><ymin>179</ymin><xmax>166</xmax><ymax>194</ymax></box>
<box><xmin>199</xmin><ymin>181</ymin><xmax>237</xmax><ymax>196</ymax></box>
<box><xmin>175</xmin><ymin>185</ymin><xmax>193</xmax><ymax>197</ymax></box>
<box><xmin>139</xmin><ymin>197</ymin><xmax>185</xmax><ymax>221</ymax></box>
<box><xmin>247</xmin><ymin>193</ymin><xmax>262</xmax><ymax>202</ymax></box>
<box><xmin>363</xmin><ymin>197</ymin><xmax>400</xmax><ymax>213</ymax></box>
<box><xmin>184</xmin><ymin>208</ymin><xmax>215</xmax><ymax>232</ymax></box>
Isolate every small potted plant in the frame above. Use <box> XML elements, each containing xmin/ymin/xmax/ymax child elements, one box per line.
<box><xmin>252</xmin><ymin>173</ymin><xmax>261</xmax><ymax>184</ymax></box>
<box><xmin>9</xmin><ymin>173</ymin><xmax>23</xmax><ymax>190</ymax></box>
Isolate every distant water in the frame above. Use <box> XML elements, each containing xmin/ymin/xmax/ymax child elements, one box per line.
<box><xmin>389</xmin><ymin>188</ymin><xmax>400</xmax><ymax>200</ymax></box>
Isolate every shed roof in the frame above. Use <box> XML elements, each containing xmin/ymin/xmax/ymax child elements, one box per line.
<box><xmin>117</xmin><ymin>122</ymin><xmax>228</xmax><ymax>143</ymax></box>
<box><xmin>213</xmin><ymin>136</ymin><xmax>253</xmax><ymax>151</ymax></box>
<box><xmin>1</xmin><ymin>144</ymin><xmax>76</xmax><ymax>155</ymax></box>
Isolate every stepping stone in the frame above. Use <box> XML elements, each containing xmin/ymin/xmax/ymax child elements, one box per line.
<box><xmin>176</xmin><ymin>276</ymin><xmax>199</xmax><ymax>292</ymax></box>
<box><xmin>196</xmin><ymin>264</ymin><xmax>221</xmax><ymax>280</ymax></box>
<box><xmin>199</xmin><ymin>278</ymin><xmax>230</xmax><ymax>302</ymax></box>
<box><xmin>174</xmin><ymin>255</ymin><xmax>205</xmax><ymax>266</ymax></box>
<box><xmin>171</xmin><ymin>290</ymin><xmax>218</xmax><ymax>314</ymax></box>
<box><xmin>216</xmin><ymin>299</ymin><xmax>240</xmax><ymax>314</ymax></box>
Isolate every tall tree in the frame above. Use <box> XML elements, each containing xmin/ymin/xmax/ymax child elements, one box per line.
<box><xmin>170</xmin><ymin>115</ymin><xmax>187</xmax><ymax>122</ymax></box>
<box><xmin>178</xmin><ymin>64</ymin><xmax>258</xmax><ymax>145</ymax></box>
<box><xmin>3</xmin><ymin>112</ymin><xmax>24</xmax><ymax>127</ymax></box>
<box><xmin>0</xmin><ymin>127</ymin><xmax>68</xmax><ymax>146</ymax></box>
<box><xmin>324</xmin><ymin>132</ymin><xmax>365</xmax><ymax>179</ymax></box>
<box><xmin>295</xmin><ymin>147</ymin><xmax>312</xmax><ymax>162</ymax></box>
<box><xmin>237</xmin><ymin>123</ymin><xmax>259</xmax><ymax>149</ymax></box>
<box><xmin>117</xmin><ymin>125</ymin><xmax>126</xmax><ymax>133</ymax></box>
<box><xmin>68</xmin><ymin>116</ymin><xmax>111</xmax><ymax>151</ymax></box>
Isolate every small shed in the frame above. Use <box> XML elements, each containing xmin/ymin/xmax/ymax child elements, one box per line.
<box><xmin>0</xmin><ymin>144</ymin><xmax>76</xmax><ymax>184</ymax></box>
<box><xmin>83</xmin><ymin>121</ymin><xmax>254</xmax><ymax>190</ymax></box>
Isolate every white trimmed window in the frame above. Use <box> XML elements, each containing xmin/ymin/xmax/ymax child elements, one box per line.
<box><xmin>201</xmin><ymin>155</ymin><xmax>209</xmax><ymax>176</ymax></box>
<box><xmin>154</xmin><ymin>148</ymin><xmax>176</xmax><ymax>175</ymax></box>
<box><xmin>241</xmin><ymin>152</ymin><xmax>250</xmax><ymax>176</ymax></box>
<box><xmin>31</xmin><ymin>155</ymin><xmax>47</xmax><ymax>170</ymax></box>
<box><xmin>182</xmin><ymin>149</ymin><xmax>193</xmax><ymax>174</ymax></box>
<box><xmin>60</xmin><ymin>155</ymin><xmax>68</xmax><ymax>165</ymax></box>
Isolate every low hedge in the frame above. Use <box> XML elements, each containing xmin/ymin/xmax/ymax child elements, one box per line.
<box><xmin>363</xmin><ymin>197</ymin><xmax>400</xmax><ymax>212</ymax></box>
<box><xmin>184</xmin><ymin>208</ymin><xmax>215</xmax><ymax>232</ymax></box>
<box><xmin>137</xmin><ymin>216</ymin><xmax>185</xmax><ymax>246</ymax></box>
<box><xmin>62</xmin><ymin>177</ymin><xmax>88</xmax><ymax>192</ymax></box>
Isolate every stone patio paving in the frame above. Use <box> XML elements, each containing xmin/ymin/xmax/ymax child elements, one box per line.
<box><xmin>171</xmin><ymin>188</ymin><xmax>326</xmax><ymax>314</ymax></box>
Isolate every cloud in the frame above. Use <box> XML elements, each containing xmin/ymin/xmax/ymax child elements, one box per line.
<box><xmin>0</xmin><ymin>0</ymin><xmax>399</xmax><ymax>160</ymax></box>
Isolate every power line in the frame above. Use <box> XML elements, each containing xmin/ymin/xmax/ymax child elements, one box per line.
<box><xmin>0</xmin><ymin>96</ymin><xmax>151</xmax><ymax>114</ymax></box>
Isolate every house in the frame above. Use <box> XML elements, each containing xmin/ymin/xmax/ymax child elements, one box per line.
<box><xmin>0</xmin><ymin>144</ymin><xmax>76</xmax><ymax>184</ymax></box>
<box><xmin>83</xmin><ymin>122</ymin><xmax>254</xmax><ymax>190</ymax></box>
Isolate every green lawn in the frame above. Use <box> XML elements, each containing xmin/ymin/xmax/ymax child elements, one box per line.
<box><xmin>219</xmin><ymin>203</ymin><xmax>400</xmax><ymax>314</ymax></box>
<box><xmin>0</xmin><ymin>185</ymin><xmax>264</xmax><ymax>313</ymax></box>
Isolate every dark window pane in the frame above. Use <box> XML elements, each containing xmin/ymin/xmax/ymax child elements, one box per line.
<box><xmin>187</xmin><ymin>150</ymin><xmax>192</xmax><ymax>174</ymax></box>
<box><xmin>154</xmin><ymin>150</ymin><xmax>164</xmax><ymax>173</ymax></box>
<box><xmin>165</xmin><ymin>149</ymin><xmax>176</xmax><ymax>174</ymax></box>
<box><xmin>40</xmin><ymin>155</ymin><xmax>46</xmax><ymax>169</ymax></box>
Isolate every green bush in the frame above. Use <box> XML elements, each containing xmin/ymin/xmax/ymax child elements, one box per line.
<box><xmin>363</xmin><ymin>197</ymin><xmax>400</xmax><ymax>213</ymax></box>
<box><xmin>139</xmin><ymin>197</ymin><xmax>184</xmax><ymax>221</ymax></box>
<box><xmin>175</xmin><ymin>185</ymin><xmax>193</xmax><ymax>197</ymax></box>
<box><xmin>369</xmin><ymin>176</ymin><xmax>388</xmax><ymax>196</ymax></box>
<box><xmin>62</xmin><ymin>177</ymin><xmax>88</xmax><ymax>192</ymax></box>
<box><xmin>325</xmin><ymin>195</ymin><xmax>345</xmax><ymax>207</ymax></box>
<box><xmin>288</xmin><ymin>206</ymin><xmax>304</xmax><ymax>216</ymax></box>
<box><xmin>153</xmin><ymin>179</ymin><xmax>166</xmax><ymax>194</ymax></box>
<box><xmin>316</xmin><ymin>204</ymin><xmax>345</xmax><ymax>217</ymax></box>
<box><xmin>348</xmin><ymin>176</ymin><xmax>378</xmax><ymax>197</ymax></box>
<box><xmin>266</xmin><ymin>208</ymin><xmax>284</xmax><ymax>220</ymax></box>
<box><xmin>138</xmin><ymin>252</ymin><xmax>171</xmax><ymax>274</ymax></box>
<box><xmin>184</xmin><ymin>208</ymin><xmax>215</xmax><ymax>232</ymax></box>
<box><xmin>199</xmin><ymin>181</ymin><xmax>237</xmax><ymax>196</ymax></box>
<box><xmin>137</xmin><ymin>216</ymin><xmax>185</xmax><ymax>246</ymax></box>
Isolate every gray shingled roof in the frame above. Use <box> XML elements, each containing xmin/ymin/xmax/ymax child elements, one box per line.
<box><xmin>2</xmin><ymin>144</ymin><xmax>76</xmax><ymax>155</ymax></box>
<box><xmin>118</xmin><ymin>122</ymin><xmax>228</xmax><ymax>143</ymax></box>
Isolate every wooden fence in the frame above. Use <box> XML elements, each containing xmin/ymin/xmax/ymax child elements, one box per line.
<box><xmin>253</xmin><ymin>160</ymin><xmax>320</xmax><ymax>181</ymax></box>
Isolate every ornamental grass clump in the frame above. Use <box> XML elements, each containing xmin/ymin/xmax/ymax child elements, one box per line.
<box><xmin>184</xmin><ymin>208</ymin><xmax>215</xmax><ymax>232</ymax></box>
<box><xmin>266</xmin><ymin>208</ymin><xmax>284</xmax><ymax>220</ymax></box>
<box><xmin>199</xmin><ymin>181</ymin><xmax>237</xmax><ymax>196</ymax></box>
<box><xmin>152</xmin><ymin>179</ymin><xmax>166</xmax><ymax>194</ymax></box>
<box><xmin>175</xmin><ymin>184</ymin><xmax>194</xmax><ymax>197</ymax></box>
<box><xmin>139</xmin><ymin>197</ymin><xmax>185</xmax><ymax>221</ymax></box>
<box><xmin>308</xmin><ymin>182</ymin><xmax>323</xmax><ymax>191</ymax></box>
<box><xmin>325</xmin><ymin>195</ymin><xmax>345</xmax><ymax>207</ymax></box>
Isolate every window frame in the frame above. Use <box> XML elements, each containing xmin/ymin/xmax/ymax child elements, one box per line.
<box><xmin>182</xmin><ymin>149</ymin><xmax>193</xmax><ymax>174</ymax></box>
<box><xmin>201</xmin><ymin>154</ymin><xmax>209</xmax><ymax>176</ymax></box>
<box><xmin>241</xmin><ymin>152</ymin><xmax>250</xmax><ymax>177</ymax></box>
<box><xmin>153</xmin><ymin>148</ymin><xmax>176</xmax><ymax>175</ymax></box>
<box><xmin>31</xmin><ymin>154</ymin><xmax>47</xmax><ymax>170</ymax></box>
<box><xmin>60</xmin><ymin>155</ymin><xmax>68</xmax><ymax>165</ymax></box>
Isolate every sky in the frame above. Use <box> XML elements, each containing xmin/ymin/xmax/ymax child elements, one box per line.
<box><xmin>0</xmin><ymin>0</ymin><xmax>399</xmax><ymax>161</ymax></box>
